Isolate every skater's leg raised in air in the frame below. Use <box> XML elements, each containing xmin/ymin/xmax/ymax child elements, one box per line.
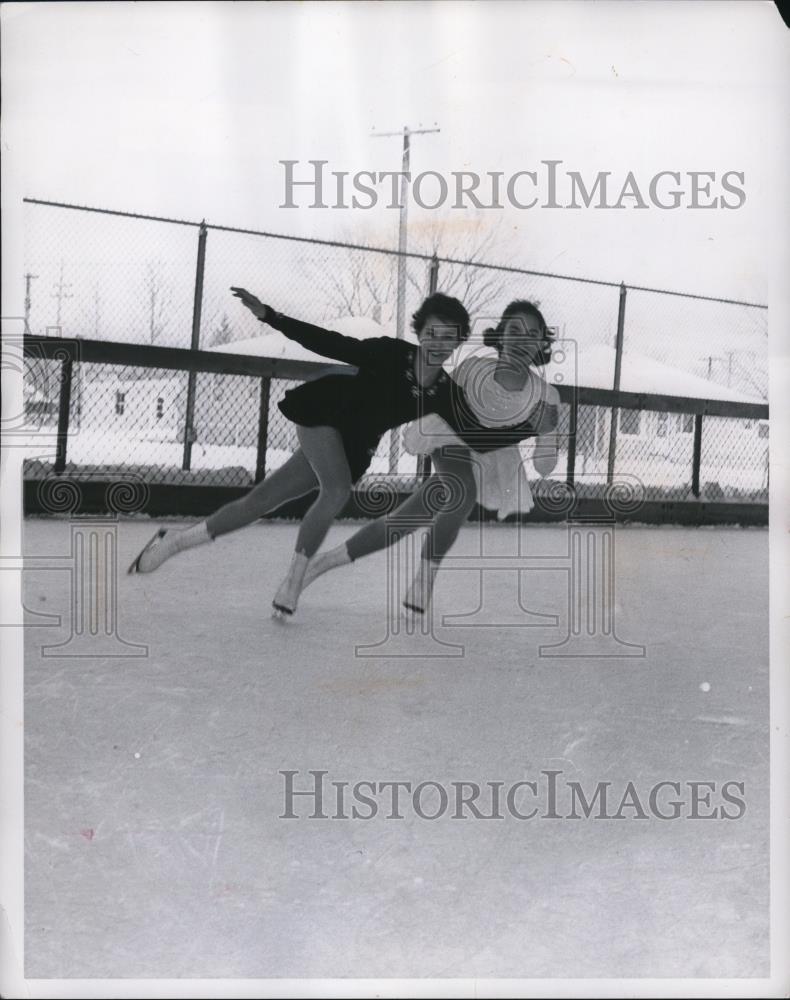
<box><xmin>128</xmin><ymin>451</ymin><xmax>317</xmax><ymax>574</ymax></box>
<box><xmin>207</xmin><ymin>451</ymin><xmax>317</xmax><ymax>538</ymax></box>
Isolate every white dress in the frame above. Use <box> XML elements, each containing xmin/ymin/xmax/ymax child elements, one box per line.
<box><xmin>403</xmin><ymin>356</ymin><xmax>552</xmax><ymax>519</ymax></box>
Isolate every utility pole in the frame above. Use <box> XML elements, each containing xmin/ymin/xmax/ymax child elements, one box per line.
<box><xmin>372</xmin><ymin>123</ymin><xmax>440</xmax><ymax>473</ymax></box>
<box><xmin>51</xmin><ymin>259</ymin><xmax>73</xmax><ymax>331</ymax></box>
<box><xmin>698</xmin><ymin>355</ymin><xmax>718</xmax><ymax>382</ymax></box>
<box><xmin>24</xmin><ymin>272</ymin><xmax>39</xmax><ymax>334</ymax></box>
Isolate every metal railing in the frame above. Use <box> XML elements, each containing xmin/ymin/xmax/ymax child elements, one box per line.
<box><xmin>21</xmin><ymin>335</ymin><xmax>769</xmax><ymax>506</ymax></box>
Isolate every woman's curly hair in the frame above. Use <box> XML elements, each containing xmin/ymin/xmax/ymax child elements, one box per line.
<box><xmin>483</xmin><ymin>300</ymin><xmax>555</xmax><ymax>366</ymax></box>
<box><xmin>411</xmin><ymin>292</ymin><xmax>471</xmax><ymax>343</ymax></box>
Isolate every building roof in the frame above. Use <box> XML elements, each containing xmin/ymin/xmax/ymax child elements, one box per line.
<box><xmin>207</xmin><ymin>315</ymin><xmax>407</xmax><ymax>363</ymax></box>
<box><xmin>208</xmin><ymin>317</ymin><xmax>765</xmax><ymax>404</ymax></box>
<box><xmin>544</xmin><ymin>344</ymin><xmax>766</xmax><ymax>403</ymax></box>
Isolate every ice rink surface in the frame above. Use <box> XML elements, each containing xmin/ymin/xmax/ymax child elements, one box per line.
<box><xmin>22</xmin><ymin>518</ymin><xmax>769</xmax><ymax>978</ymax></box>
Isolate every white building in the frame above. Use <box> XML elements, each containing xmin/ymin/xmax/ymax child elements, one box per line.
<box><xmin>77</xmin><ymin>372</ymin><xmax>184</xmax><ymax>440</ymax></box>
<box><xmin>60</xmin><ymin>322</ymin><xmax>766</xmax><ymax>492</ymax></box>
<box><xmin>540</xmin><ymin>344</ymin><xmax>767</xmax><ymax>479</ymax></box>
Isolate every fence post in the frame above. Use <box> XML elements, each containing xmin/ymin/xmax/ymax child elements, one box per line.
<box><xmin>607</xmin><ymin>282</ymin><xmax>627</xmax><ymax>484</ymax></box>
<box><xmin>416</xmin><ymin>254</ymin><xmax>441</xmax><ymax>482</ymax></box>
<box><xmin>691</xmin><ymin>413</ymin><xmax>704</xmax><ymax>498</ymax></box>
<box><xmin>565</xmin><ymin>389</ymin><xmax>578</xmax><ymax>488</ymax></box>
<box><xmin>255</xmin><ymin>376</ymin><xmax>272</xmax><ymax>483</ymax></box>
<box><xmin>54</xmin><ymin>354</ymin><xmax>73</xmax><ymax>474</ymax></box>
<box><xmin>182</xmin><ymin>221</ymin><xmax>208</xmax><ymax>471</ymax></box>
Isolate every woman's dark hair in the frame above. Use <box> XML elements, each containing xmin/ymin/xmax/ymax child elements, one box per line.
<box><xmin>411</xmin><ymin>292</ymin><xmax>471</xmax><ymax>343</ymax></box>
<box><xmin>483</xmin><ymin>299</ymin><xmax>555</xmax><ymax>366</ymax></box>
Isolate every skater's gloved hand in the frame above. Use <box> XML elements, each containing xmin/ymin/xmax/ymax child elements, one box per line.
<box><xmin>231</xmin><ymin>287</ymin><xmax>270</xmax><ymax>323</ymax></box>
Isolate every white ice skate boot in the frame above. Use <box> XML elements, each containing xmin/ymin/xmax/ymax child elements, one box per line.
<box><xmin>272</xmin><ymin>552</ymin><xmax>310</xmax><ymax>619</ymax></box>
<box><xmin>128</xmin><ymin>522</ymin><xmax>211</xmax><ymax>574</ymax></box>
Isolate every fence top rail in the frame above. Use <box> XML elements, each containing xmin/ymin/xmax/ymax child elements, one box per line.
<box><xmin>23</xmin><ymin>197</ymin><xmax>768</xmax><ymax>310</ymax></box>
<box><xmin>23</xmin><ymin>333</ymin><xmax>327</xmax><ymax>385</ymax></box>
<box><xmin>23</xmin><ymin>334</ymin><xmax>769</xmax><ymax>421</ymax></box>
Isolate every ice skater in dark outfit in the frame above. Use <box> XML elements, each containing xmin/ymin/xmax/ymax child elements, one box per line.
<box><xmin>128</xmin><ymin>287</ymin><xmax>471</xmax><ymax>617</ymax></box>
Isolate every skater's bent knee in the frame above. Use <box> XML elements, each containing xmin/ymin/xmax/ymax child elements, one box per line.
<box><xmin>320</xmin><ymin>484</ymin><xmax>351</xmax><ymax>512</ymax></box>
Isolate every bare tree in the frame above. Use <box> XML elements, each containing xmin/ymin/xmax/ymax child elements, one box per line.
<box><xmin>313</xmin><ymin>215</ymin><xmax>513</xmax><ymax>326</ymax></box>
<box><xmin>209</xmin><ymin>312</ymin><xmax>235</xmax><ymax>347</ymax></box>
<box><xmin>72</xmin><ymin>279</ymin><xmax>103</xmax><ymax>348</ymax></box>
<box><xmin>144</xmin><ymin>260</ymin><xmax>173</xmax><ymax>344</ymax></box>
<box><xmin>309</xmin><ymin>235</ymin><xmax>399</xmax><ymax>325</ymax></box>
<box><xmin>406</xmin><ymin>216</ymin><xmax>513</xmax><ymax>317</ymax></box>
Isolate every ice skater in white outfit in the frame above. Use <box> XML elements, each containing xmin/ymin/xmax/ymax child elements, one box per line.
<box><xmin>302</xmin><ymin>300</ymin><xmax>561</xmax><ymax>614</ymax></box>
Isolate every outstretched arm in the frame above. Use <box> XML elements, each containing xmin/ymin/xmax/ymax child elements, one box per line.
<box><xmin>230</xmin><ymin>287</ymin><xmax>380</xmax><ymax>367</ymax></box>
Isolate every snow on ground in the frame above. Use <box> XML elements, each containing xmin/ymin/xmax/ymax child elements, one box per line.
<box><xmin>22</xmin><ymin>518</ymin><xmax>768</xmax><ymax>978</ymax></box>
<box><xmin>19</xmin><ymin>425</ymin><xmax>424</xmax><ymax>478</ymax></box>
<box><xmin>19</xmin><ymin>424</ymin><xmax>769</xmax><ymax>493</ymax></box>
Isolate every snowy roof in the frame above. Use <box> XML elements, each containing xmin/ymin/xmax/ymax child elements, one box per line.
<box><xmin>544</xmin><ymin>344</ymin><xmax>766</xmax><ymax>404</ymax></box>
<box><xmin>207</xmin><ymin>318</ymin><xmax>764</xmax><ymax>404</ymax></box>
<box><xmin>207</xmin><ymin>314</ymin><xmax>409</xmax><ymax>364</ymax></box>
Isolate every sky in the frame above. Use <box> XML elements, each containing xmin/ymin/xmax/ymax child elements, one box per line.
<box><xmin>2</xmin><ymin>0</ymin><xmax>787</xmax><ymax>307</ymax></box>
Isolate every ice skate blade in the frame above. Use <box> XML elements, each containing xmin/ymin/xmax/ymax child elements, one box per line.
<box><xmin>127</xmin><ymin>529</ymin><xmax>167</xmax><ymax>575</ymax></box>
<box><xmin>272</xmin><ymin>603</ymin><xmax>295</xmax><ymax>622</ymax></box>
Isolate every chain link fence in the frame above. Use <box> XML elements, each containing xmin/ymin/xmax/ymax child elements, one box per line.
<box><xmin>23</xmin><ymin>360</ymin><xmax>422</xmax><ymax>486</ymax></box>
<box><xmin>19</xmin><ymin>199</ymin><xmax>768</xmax><ymax>506</ymax></box>
<box><xmin>623</xmin><ymin>287</ymin><xmax>768</xmax><ymax>401</ymax></box>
